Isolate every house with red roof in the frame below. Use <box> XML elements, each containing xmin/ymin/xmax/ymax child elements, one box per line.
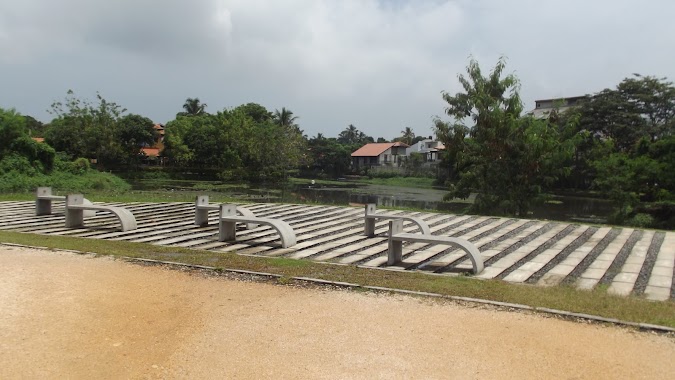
<box><xmin>351</xmin><ymin>142</ymin><xmax>409</xmax><ymax>168</ymax></box>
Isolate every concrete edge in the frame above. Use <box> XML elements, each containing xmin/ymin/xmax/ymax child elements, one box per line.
<box><xmin>3</xmin><ymin>242</ymin><xmax>675</xmax><ymax>334</ymax></box>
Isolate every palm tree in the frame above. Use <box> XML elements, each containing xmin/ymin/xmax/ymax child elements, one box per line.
<box><xmin>181</xmin><ymin>98</ymin><xmax>207</xmax><ymax>116</ymax></box>
<box><xmin>273</xmin><ymin>107</ymin><xmax>299</xmax><ymax>130</ymax></box>
<box><xmin>338</xmin><ymin>124</ymin><xmax>359</xmax><ymax>144</ymax></box>
<box><xmin>400</xmin><ymin>127</ymin><xmax>415</xmax><ymax>145</ymax></box>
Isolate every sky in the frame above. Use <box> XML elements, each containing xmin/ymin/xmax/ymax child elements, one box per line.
<box><xmin>1</xmin><ymin>0</ymin><xmax>674</xmax><ymax>139</ymax></box>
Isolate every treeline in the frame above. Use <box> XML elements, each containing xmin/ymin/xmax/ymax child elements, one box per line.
<box><xmin>434</xmin><ymin>59</ymin><xmax>675</xmax><ymax>227</ymax></box>
<box><xmin>0</xmin><ymin>106</ymin><xmax>130</xmax><ymax>193</ymax></box>
<box><xmin>2</xmin><ymin>59</ymin><xmax>674</xmax><ymax>227</ymax></box>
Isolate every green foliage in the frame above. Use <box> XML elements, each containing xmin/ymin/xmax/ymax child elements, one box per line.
<box><xmin>337</xmin><ymin>124</ymin><xmax>373</xmax><ymax>146</ymax></box>
<box><xmin>0</xmin><ymin>162</ymin><xmax>130</xmax><ymax>193</ymax></box>
<box><xmin>306</xmin><ymin>136</ymin><xmax>352</xmax><ymax>178</ymax></box>
<box><xmin>44</xmin><ymin>90</ymin><xmax>151</xmax><ymax>167</ymax></box>
<box><xmin>178</xmin><ymin>97</ymin><xmax>208</xmax><ymax>117</ymax></box>
<box><xmin>9</xmin><ymin>136</ymin><xmax>56</xmax><ymax>172</ymax></box>
<box><xmin>0</xmin><ymin>108</ymin><xmax>27</xmax><ymax>158</ymax></box>
<box><xmin>163</xmin><ymin>105</ymin><xmax>307</xmax><ymax>183</ymax></box>
<box><xmin>116</xmin><ymin>114</ymin><xmax>156</xmax><ymax>165</ymax></box>
<box><xmin>437</xmin><ymin>58</ymin><xmax>572</xmax><ymax>216</ymax></box>
<box><xmin>400</xmin><ymin>127</ymin><xmax>415</xmax><ymax>145</ymax></box>
<box><xmin>626</xmin><ymin>213</ymin><xmax>655</xmax><ymax>228</ymax></box>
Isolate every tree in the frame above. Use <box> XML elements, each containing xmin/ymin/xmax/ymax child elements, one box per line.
<box><xmin>116</xmin><ymin>114</ymin><xmax>157</xmax><ymax>165</ymax></box>
<box><xmin>439</xmin><ymin>58</ymin><xmax>572</xmax><ymax>216</ymax></box>
<box><xmin>577</xmin><ymin>75</ymin><xmax>675</xmax><ymax>152</ymax></box>
<box><xmin>400</xmin><ymin>127</ymin><xmax>415</xmax><ymax>145</ymax></box>
<box><xmin>180</xmin><ymin>98</ymin><xmax>207</xmax><ymax>117</ymax></box>
<box><xmin>307</xmin><ymin>136</ymin><xmax>351</xmax><ymax>178</ymax></box>
<box><xmin>236</xmin><ymin>103</ymin><xmax>272</xmax><ymax>123</ymax></box>
<box><xmin>46</xmin><ymin>90</ymin><xmax>128</xmax><ymax>163</ymax></box>
<box><xmin>273</xmin><ymin>107</ymin><xmax>299</xmax><ymax>130</ymax></box>
<box><xmin>0</xmin><ymin>108</ymin><xmax>27</xmax><ymax>158</ymax></box>
<box><xmin>0</xmin><ymin>108</ymin><xmax>55</xmax><ymax>173</ymax></box>
<box><xmin>433</xmin><ymin>118</ymin><xmax>468</xmax><ymax>184</ymax></box>
<box><xmin>337</xmin><ymin>124</ymin><xmax>359</xmax><ymax>145</ymax></box>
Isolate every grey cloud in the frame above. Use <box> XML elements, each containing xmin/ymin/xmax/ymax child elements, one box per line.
<box><xmin>0</xmin><ymin>0</ymin><xmax>674</xmax><ymax>140</ymax></box>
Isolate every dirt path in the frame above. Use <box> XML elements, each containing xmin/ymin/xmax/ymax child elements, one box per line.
<box><xmin>1</xmin><ymin>246</ymin><xmax>673</xmax><ymax>379</ymax></box>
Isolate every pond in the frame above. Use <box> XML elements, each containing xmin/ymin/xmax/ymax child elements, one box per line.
<box><xmin>128</xmin><ymin>177</ymin><xmax>614</xmax><ymax>224</ymax></box>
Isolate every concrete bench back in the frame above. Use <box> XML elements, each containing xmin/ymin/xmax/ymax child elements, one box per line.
<box><xmin>364</xmin><ymin>203</ymin><xmax>431</xmax><ymax>237</ymax></box>
<box><xmin>194</xmin><ymin>195</ymin><xmax>257</xmax><ymax>229</ymax></box>
<box><xmin>218</xmin><ymin>204</ymin><xmax>296</xmax><ymax>248</ymax></box>
<box><xmin>387</xmin><ymin>219</ymin><xmax>484</xmax><ymax>274</ymax></box>
<box><xmin>65</xmin><ymin>194</ymin><xmax>137</xmax><ymax>232</ymax></box>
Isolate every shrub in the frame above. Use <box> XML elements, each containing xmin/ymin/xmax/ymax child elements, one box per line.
<box><xmin>626</xmin><ymin>213</ymin><xmax>655</xmax><ymax>228</ymax></box>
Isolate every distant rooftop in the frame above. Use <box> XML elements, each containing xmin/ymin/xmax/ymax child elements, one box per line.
<box><xmin>351</xmin><ymin>142</ymin><xmax>408</xmax><ymax>157</ymax></box>
<box><xmin>529</xmin><ymin>96</ymin><xmax>587</xmax><ymax>119</ymax></box>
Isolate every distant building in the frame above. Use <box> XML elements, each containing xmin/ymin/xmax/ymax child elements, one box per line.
<box><xmin>351</xmin><ymin>142</ymin><xmax>409</xmax><ymax>168</ymax></box>
<box><xmin>406</xmin><ymin>137</ymin><xmax>445</xmax><ymax>162</ymax></box>
<box><xmin>529</xmin><ymin>96</ymin><xmax>586</xmax><ymax>119</ymax></box>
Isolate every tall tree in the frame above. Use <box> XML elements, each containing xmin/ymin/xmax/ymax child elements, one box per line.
<box><xmin>180</xmin><ymin>98</ymin><xmax>208</xmax><ymax>117</ymax></box>
<box><xmin>273</xmin><ymin>107</ymin><xmax>299</xmax><ymax>130</ymax></box>
<box><xmin>400</xmin><ymin>127</ymin><xmax>415</xmax><ymax>145</ymax></box>
<box><xmin>439</xmin><ymin>58</ymin><xmax>572</xmax><ymax>216</ymax></box>
<box><xmin>337</xmin><ymin>124</ymin><xmax>358</xmax><ymax>145</ymax></box>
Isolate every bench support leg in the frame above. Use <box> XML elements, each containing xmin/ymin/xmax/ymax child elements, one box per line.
<box><xmin>36</xmin><ymin>199</ymin><xmax>52</xmax><ymax>216</ymax></box>
<box><xmin>219</xmin><ymin>221</ymin><xmax>237</xmax><ymax>242</ymax></box>
<box><xmin>218</xmin><ymin>204</ymin><xmax>238</xmax><ymax>242</ymax></box>
<box><xmin>387</xmin><ymin>220</ymin><xmax>404</xmax><ymax>265</ymax></box>
<box><xmin>365</xmin><ymin>218</ymin><xmax>376</xmax><ymax>237</ymax></box>
<box><xmin>195</xmin><ymin>208</ymin><xmax>209</xmax><ymax>227</ymax></box>
<box><xmin>65</xmin><ymin>194</ymin><xmax>84</xmax><ymax>228</ymax></box>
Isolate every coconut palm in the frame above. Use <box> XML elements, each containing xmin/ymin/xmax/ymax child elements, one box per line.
<box><xmin>400</xmin><ymin>127</ymin><xmax>415</xmax><ymax>145</ymax></box>
<box><xmin>338</xmin><ymin>124</ymin><xmax>359</xmax><ymax>144</ymax></box>
<box><xmin>273</xmin><ymin>107</ymin><xmax>299</xmax><ymax>130</ymax></box>
<box><xmin>181</xmin><ymin>98</ymin><xmax>207</xmax><ymax>116</ymax></box>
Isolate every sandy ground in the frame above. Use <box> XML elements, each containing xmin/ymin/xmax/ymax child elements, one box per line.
<box><xmin>0</xmin><ymin>246</ymin><xmax>674</xmax><ymax>380</ymax></box>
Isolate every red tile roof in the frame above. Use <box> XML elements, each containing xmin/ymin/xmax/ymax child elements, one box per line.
<box><xmin>32</xmin><ymin>137</ymin><xmax>45</xmax><ymax>143</ymax></box>
<box><xmin>141</xmin><ymin>147</ymin><xmax>161</xmax><ymax>157</ymax></box>
<box><xmin>351</xmin><ymin>142</ymin><xmax>409</xmax><ymax>157</ymax></box>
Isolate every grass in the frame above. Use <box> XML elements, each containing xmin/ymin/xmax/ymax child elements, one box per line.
<box><xmin>1</xmin><ymin>230</ymin><xmax>673</xmax><ymax>328</ymax></box>
<box><xmin>358</xmin><ymin>177</ymin><xmax>437</xmax><ymax>189</ymax></box>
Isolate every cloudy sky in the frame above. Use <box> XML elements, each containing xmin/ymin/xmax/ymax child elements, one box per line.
<box><xmin>1</xmin><ymin>0</ymin><xmax>674</xmax><ymax>139</ymax></box>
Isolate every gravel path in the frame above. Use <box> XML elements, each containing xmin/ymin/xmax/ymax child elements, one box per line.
<box><xmin>1</xmin><ymin>246</ymin><xmax>674</xmax><ymax>379</ymax></box>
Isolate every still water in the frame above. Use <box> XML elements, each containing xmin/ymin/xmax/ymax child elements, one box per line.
<box><xmin>130</xmin><ymin>178</ymin><xmax>613</xmax><ymax>224</ymax></box>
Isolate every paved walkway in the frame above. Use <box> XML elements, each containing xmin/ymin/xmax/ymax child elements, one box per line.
<box><xmin>1</xmin><ymin>201</ymin><xmax>673</xmax><ymax>300</ymax></box>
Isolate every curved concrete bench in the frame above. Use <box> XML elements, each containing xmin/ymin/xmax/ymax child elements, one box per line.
<box><xmin>387</xmin><ymin>220</ymin><xmax>484</xmax><ymax>274</ymax></box>
<box><xmin>364</xmin><ymin>204</ymin><xmax>430</xmax><ymax>237</ymax></box>
<box><xmin>194</xmin><ymin>195</ymin><xmax>257</xmax><ymax>229</ymax></box>
<box><xmin>65</xmin><ymin>194</ymin><xmax>137</xmax><ymax>232</ymax></box>
<box><xmin>218</xmin><ymin>204</ymin><xmax>296</xmax><ymax>248</ymax></box>
<box><xmin>36</xmin><ymin>187</ymin><xmax>95</xmax><ymax>217</ymax></box>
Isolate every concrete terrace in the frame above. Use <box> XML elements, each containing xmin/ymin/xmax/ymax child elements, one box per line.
<box><xmin>1</xmin><ymin>200</ymin><xmax>673</xmax><ymax>301</ymax></box>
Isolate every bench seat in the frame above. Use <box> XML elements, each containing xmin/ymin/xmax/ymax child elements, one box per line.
<box><xmin>218</xmin><ymin>204</ymin><xmax>296</xmax><ymax>248</ymax></box>
<box><xmin>65</xmin><ymin>194</ymin><xmax>137</xmax><ymax>232</ymax></box>
<box><xmin>387</xmin><ymin>220</ymin><xmax>484</xmax><ymax>274</ymax></box>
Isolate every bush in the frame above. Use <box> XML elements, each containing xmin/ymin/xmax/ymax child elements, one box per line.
<box><xmin>626</xmin><ymin>213</ymin><xmax>655</xmax><ymax>228</ymax></box>
<box><xmin>0</xmin><ymin>154</ymin><xmax>40</xmax><ymax>176</ymax></box>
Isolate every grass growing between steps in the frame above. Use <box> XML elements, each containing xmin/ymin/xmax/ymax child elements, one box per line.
<box><xmin>1</xmin><ymin>230</ymin><xmax>673</xmax><ymax>328</ymax></box>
